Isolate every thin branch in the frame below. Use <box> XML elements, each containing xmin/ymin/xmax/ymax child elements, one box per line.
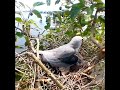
<box><xmin>15</xmin><ymin>26</ymin><xmax>23</xmax><ymax>32</ymax></box>
<box><xmin>83</xmin><ymin>64</ymin><xmax>95</xmax><ymax>73</ymax></box>
<box><xmin>32</xmin><ymin>63</ymin><xmax>36</xmax><ymax>88</ymax></box>
<box><xmin>29</xmin><ymin>40</ymin><xmax>37</xmax><ymax>53</ymax></box>
<box><xmin>15</xmin><ymin>68</ymin><xmax>26</xmax><ymax>75</ymax></box>
<box><xmin>38</xmin><ymin>30</ymin><xmax>46</xmax><ymax>37</ymax></box>
<box><xmin>15</xmin><ymin>49</ymin><xmax>28</xmax><ymax>56</ymax></box>
<box><xmin>91</xmin><ymin>10</ymin><xmax>97</xmax><ymax>37</ymax></box>
<box><xmin>90</xmin><ymin>37</ymin><xmax>103</xmax><ymax>49</ymax></box>
<box><xmin>89</xmin><ymin>6</ymin><xmax>105</xmax><ymax>52</ymax></box>
<box><xmin>34</xmin><ymin>38</ymin><xmax>43</xmax><ymax>89</ymax></box>
<box><xmin>80</xmin><ymin>72</ymin><xmax>95</xmax><ymax>79</ymax></box>
<box><xmin>15</xmin><ymin>26</ymin><xmax>27</xmax><ymax>36</ymax></box>
<box><xmin>30</xmin><ymin>28</ymin><xmax>40</xmax><ymax>31</ymax></box>
<box><xmin>81</xmin><ymin>80</ymin><xmax>95</xmax><ymax>89</ymax></box>
<box><xmin>91</xmin><ymin>7</ymin><xmax>105</xmax><ymax>37</ymax></box>
<box><xmin>36</xmin><ymin>38</ymin><xmax>40</xmax><ymax>58</ymax></box>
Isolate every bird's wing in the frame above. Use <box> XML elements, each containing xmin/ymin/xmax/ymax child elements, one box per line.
<box><xmin>38</xmin><ymin>45</ymin><xmax>79</xmax><ymax>68</ymax></box>
<box><xmin>51</xmin><ymin>44</ymin><xmax>76</xmax><ymax>59</ymax></box>
<box><xmin>58</xmin><ymin>54</ymin><xmax>78</xmax><ymax>65</ymax></box>
<box><xmin>38</xmin><ymin>44</ymin><xmax>76</xmax><ymax>64</ymax></box>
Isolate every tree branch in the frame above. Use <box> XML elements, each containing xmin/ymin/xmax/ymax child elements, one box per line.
<box><xmin>36</xmin><ymin>38</ymin><xmax>40</xmax><ymax>58</ymax></box>
<box><xmin>90</xmin><ymin>37</ymin><xmax>103</xmax><ymax>49</ymax></box>
<box><xmin>80</xmin><ymin>72</ymin><xmax>95</xmax><ymax>79</ymax></box>
<box><xmin>91</xmin><ymin>7</ymin><xmax>105</xmax><ymax>37</ymax></box>
<box><xmin>15</xmin><ymin>26</ymin><xmax>27</xmax><ymax>36</ymax></box>
<box><xmin>15</xmin><ymin>26</ymin><xmax>23</xmax><ymax>31</ymax></box>
<box><xmin>34</xmin><ymin>38</ymin><xmax>43</xmax><ymax>89</ymax></box>
<box><xmin>29</xmin><ymin>40</ymin><xmax>37</xmax><ymax>53</ymax></box>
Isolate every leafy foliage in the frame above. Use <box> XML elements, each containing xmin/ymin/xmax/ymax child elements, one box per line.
<box><xmin>55</xmin><ymin>0</ymin><xmax>60</xmax><ymax>5</ymax></box>
<box><xmin>15</xmin><ymin>0</ymin><xmax>105</xmax><ymax>60</ymax></box>
<box><xmin>15</xmin><ymin>0</ymin><xmax>105</xmax><ymax>89</ymax></box>
<box><xmin>15</xmin><ymin>1</ymin><xmax>44</xmax><ymax>48</ymax></box>
<box><xmin>33</xmin><ymin>2</ymin><xmax>45</xmax><ymax>7</ymax></box>
<box><xmin>16</xmin><ymin>32</ymin><xmax>24</xmax><ymax>38</ymax></box>
<box><xmin>15</xmin><ymin>17</ymin><xmax>23</xmax><ymax>22</ymax></box>
<box><xmin>32</xmin><ymin>9</ymin><xmax>42</xmax><ymax>18</ymax></box>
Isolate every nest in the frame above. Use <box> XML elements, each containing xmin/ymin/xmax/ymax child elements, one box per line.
<box><xmin>15</xmin><ymin>39</ymin><xmax>105</xmax><ymax>90</ymax></box>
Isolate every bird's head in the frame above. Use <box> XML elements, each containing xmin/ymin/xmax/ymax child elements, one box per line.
<box><xmin>68</xmin><ymin>36</ymin><xmax>83</xmax><ymax>50</ymax></box>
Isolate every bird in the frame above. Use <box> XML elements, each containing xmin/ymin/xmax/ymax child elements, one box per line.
<box><xmin>39</xmin><ymin>36</ymin><xmax>83</xmax><ymax>72</ymax></box>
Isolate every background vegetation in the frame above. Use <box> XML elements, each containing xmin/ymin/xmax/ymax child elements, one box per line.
<box><xmin>15</xmin><ymin>0</ymin><xmax>105</xmax><ymax>90</ymax></box>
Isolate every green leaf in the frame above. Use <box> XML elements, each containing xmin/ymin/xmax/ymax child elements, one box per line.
<box><xmin>25</xmin><ymin>36</ymin><xmax>30</xmax><ymax>46</ymax></box>
<box><xmin>28</xmin><ymin>19</ymin><xmax>35</xmax><ymax>24</ymax></box>
<box><xmin>33</xmin><ymin>2</ymin><xmax>45</xmax><ymax>7</ymax></box>
<box><xmin>98</xmin><ymin>15</ymin><xmax>105</xmax><ymax>23</ymax></box>
<box><xmin>90</xmin><ymin>4</ymin><xmax>95</xmax><ymax>10</ymax></box>
<box><xmin>94</xmin><ymin>3</ymin><xmax>104</xmax><ymax>8</ymax></box>
<box><xmin>95</xmin><ymin>34</ymin><xmax>102</xmax><ymax>42</ymax></box>
<box><xmin>19</xmin><ymin>1</ymin><xmax>25</xmax><ymax>8</ymax></box>
<box><xmin>65</xmin><ymin>5</ymin><xmax>71</xmax><ymax>9</ymax></box>
<box><xmin>46</xmin><ymin>34</ymin><xmax>52</xmax><ymax>38</ymax></box>
<box><xmin>32</xmin><ymin>9</ymin><xmax>42</xmax><ymax>18</ymax></box>
<box><xmin>65</xmin><ymin>30</ymin><xmax>77</xmax><ymax>37</ymax></box>
<box><xmin>79</xmin><ymin>0</ymin><xmax>85</xmax><ymax>5</ymax></box>
<box><xmin>65</xmin><ymin>30</ymin><xmax>73</xmax><ymax>36</ymax></box>
<box><xmin>55</xmin><ymin>0</ymin><xmax>60</xmax><ymax>5</ymax></box>
<box><xmin>16</xmin><ymin>32</ymin><xmax>24</xmax><ymax>38</ymax></box>
<box><xmin>84</xmin><ymin>15</ymin><xmax>91</xmax><ymax>22</ymax></box>
<box><xmin>70</xmin><ymin>3</ymin><xmax>84</xmax><ymax>19</ymax></box>
<box><xmin>86</xmin><ymin>6</ymin><xmax>94</xmax><ymax>15</ymax></box>
<box><xmin>56</xmin><ymin>28</ymin><xmax>61</xmax><ymax>32</ymax></box>
<box><xmin>56</xmin><ymin>13</ymin><xmax>61</xmax><ymax>22</ymax></box>
<box><xmin>39</xmin><ymin>45</ymin><xmax>44</xmax><ymax>50</ymax></box>
<box><xmin>46</xmin><ymin>16</ymin><xmax>51</xmax><ymax>23</ymax></box>
<box><xmin>80</xmin><ymin>18</ymin><xmax>88</xmax><ymax>26</ymax></box>
<box><xmin>15</xmin><ymin>45</ymin><xmax>23</xmax><ymax>49</ymax></box>
<box><xmin>15</xmin><ymin>17</ymin><xmax>23</xmax><ymax>22</ymax></box>
<box><xmin>76</xmin><ymin>32</ymin><xmax>81</xmax><ymax>35</ymax></box>
<box><xmin>28</xmin><ymin>19</ymin><xmax>41</xmax><ymax>29</ymax></box>
<box><xmin>64</xmin><ymin>10</ymin><xmax>70</xmax><ymax>17</ymax></box>
<box><xmin>15</xmin><ymin>72</ymin><xmax>23</xmax><ymax>81</ymax></box>
<box><xmin>44</xmin><ymin>23</ymin><xmax>50</xmax><ymax>30</ymax></box>
<box><xmin>82</xmin><ymin>27</ymin><xmax>90</xmax><ymax>36</ymax></box>
<box><xmin>93</xmin><ymin>0</ymin><xmax>103</xmax><ymax>3</ymax></box>
<box><xmin>98</xmin><ymin>30</ymin><xmax>103</xmax><ymax>35</ymax></box>
<box><xmin>101</xmin><ymin>23</ymin><xmax>105</xmax><ymax>30</ymax></box>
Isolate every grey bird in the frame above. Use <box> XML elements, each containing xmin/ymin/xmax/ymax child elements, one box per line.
<box><xmin>39</xmin><ymin>36</ymin><xmax>83</xmax><ymax>71</ymax></box>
